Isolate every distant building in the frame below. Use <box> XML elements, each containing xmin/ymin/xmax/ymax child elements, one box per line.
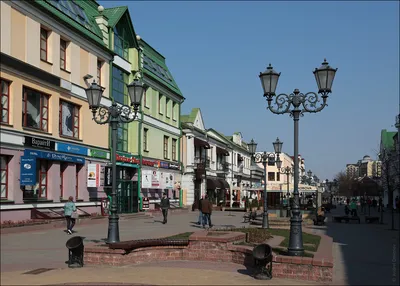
<box><xmin>346</xmin><ymin>164</ymin><xmax>359</xmax><ymax>178</ymax></box>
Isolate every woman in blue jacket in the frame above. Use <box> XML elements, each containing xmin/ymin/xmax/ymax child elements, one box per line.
<box><xmin>64</xmin><ymin>196</ymin><xmax>77</xmax><ymax>234</ymax></box>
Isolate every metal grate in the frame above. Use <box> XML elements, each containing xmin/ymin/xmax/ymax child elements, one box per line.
<box><xmin>23</xmin><ymin>268</ymin><xmax>54</xmax><ymax>275</ymax></box>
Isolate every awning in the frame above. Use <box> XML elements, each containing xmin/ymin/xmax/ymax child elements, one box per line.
<box><xmin>218</xmin><ymin>179</ymin><xmax>230</xmax><ymax>189</ymax></box>
<box><xmin>217</xmin><ymin>146</ymin><xmax>230</xmax><ymax>156</ymax></box>
<box><xmin>194</xmin><ymin>138</ymin><xmax>210</xmax><ymax>149</ymax></box>
<box><xmin>207</xmin><ymin>178</ymin><xmax>222</xmax><ymax>189</ymax></box>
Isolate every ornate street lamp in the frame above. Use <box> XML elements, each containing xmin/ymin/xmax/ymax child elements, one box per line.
<box><xmin>249</xmin><ymin>138</ymin><xmax>282</xmax><ymax>229</ymax></box>
<box><xmin>259</xmin><ymin>59</ymin><xmax>337</xmax><ymax>256</ymax></box>
<box><xmin>280</xmin><ymin>165</ymin><xmax>294</xmax><ymax>217</ymax></box>
<box><xmin>85</xmin><ymin>78</ymin><xmax>145</xmax><ymax>244</ymax></box>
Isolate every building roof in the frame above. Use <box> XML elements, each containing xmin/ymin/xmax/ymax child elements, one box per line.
<box><xmin>32</xmin><ymin>0</ymin><xmax>105</xmax><ymax>48</ymax></box>
<box><xmin>381</xmin><ymin>129</ymin><xmax>397</xmax><ymax>150</ymax></box>
<box><xmin>181</xmin><ymin>108</ymin><xmax>200</xmax><ymax>124</ymax></box>
<box><xmin>139</xmin><ymin>39</ymin><xmax>183</xmax><ymax>98</ymax></box>
<box><xmin>102</xmin><ymin>6</ymin><xmax>127</xmax><ymax>27</ymax></box>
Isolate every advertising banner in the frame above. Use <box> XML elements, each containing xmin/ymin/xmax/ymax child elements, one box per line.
<box><xmin>87</xmin><ymin>164</ymin><xmax>100</xmax><ymax>187</ymax></box>
<box><xmin>141</xmin><ymin>170</ymin><xmax>152</xmax><ymax>188</ymax></box>
<box><xmin>20</xmin><ymin>156</ymin><xmax>36</xmax><ymax>186</ymax></box>
<box><xmin>151</xmin><ymin>170</ymin><xmax>160</xmax><ymax>188</ymax></box>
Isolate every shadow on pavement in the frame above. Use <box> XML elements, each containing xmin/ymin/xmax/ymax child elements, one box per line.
<box><xmin>323</xmin><ymin>205</ymin><xmax>400</xmax><ymax>285</ymax></box>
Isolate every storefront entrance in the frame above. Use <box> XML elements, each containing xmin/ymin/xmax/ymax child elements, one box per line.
<box><xmin>116</xmin><ymin>166</ymin><xmax>139</xmax><ymax>213</ymax></box>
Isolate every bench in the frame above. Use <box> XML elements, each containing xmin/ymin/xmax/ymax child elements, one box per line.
<box><xmin>109</xmin><ymin>238</ymin><xmax>189</xmax><ymax>252</ymax></box>
<box><xmin>365</xmin><ymin>216</ymin><xmax>380</xmax><ymax>224</ymax></box>
<box><xmin>333</xmin><ymin>216</ymin><xmax>360</xmax><ymax>224</ymax></box>
<box><xmin>243</xmin><ymin>211</ymin><xmax>253</xmax><ymax>223</ymax></box>
<box><xmin>243</xmin><ymin>211</ymin><xmax>263</xmax><ymax>223</ymax></box>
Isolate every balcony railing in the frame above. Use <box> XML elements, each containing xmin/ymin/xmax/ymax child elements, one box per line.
<box><xmin>194</xmin><ymin>156</ymin><xmax>210</xmax><ymax>169</ymax></box>
<box><xmin>216</xmin><ymin>162</ymin><xmax>229</xmax><ymax>172</ymax></box>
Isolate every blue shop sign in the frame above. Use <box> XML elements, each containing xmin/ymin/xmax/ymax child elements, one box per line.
<box><xmin>24</xmin><ymin>149</ymin><xmax>85</xmax><ymax>164</ymax></box>
<box><xmin>56</xmin><ymin>142</ymin><xmax>89</xmax><ymax>156</ymax></box>
<box><xmin>20</xmin><ymin>156</ymin><xmax>37</xmax><ymax>186</ymax></box>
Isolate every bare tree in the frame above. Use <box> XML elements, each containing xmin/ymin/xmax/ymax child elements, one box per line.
<box><xmin>333</xmin><ymin>171</ymin><xmax>355</xmax><ymax>198</ymax></box>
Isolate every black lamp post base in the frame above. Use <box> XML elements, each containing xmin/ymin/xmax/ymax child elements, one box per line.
<box><xmin>262</xmin><ymin>214</ymin><xmax>269</xmax><ymax>229</ymax></box>
<box><xmin>254</xmin><ymin>271</ymin><xmax>272</xmax><ymax>280</ymax></box>
<box><xmin>106</xmin><ymin>214</ymin><xmax>120</xmax><ymax>244</ymax></box>
<box><xmin>287</xmin><ymin>248</ymin><xmax>305</xmax><ymax>256</ymax></box>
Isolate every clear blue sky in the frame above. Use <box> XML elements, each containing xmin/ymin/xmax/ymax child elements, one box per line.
<box><xmin>104</xmin><ymin>1</ymin><xmax>399</xmax><ymax>181</ymax></box>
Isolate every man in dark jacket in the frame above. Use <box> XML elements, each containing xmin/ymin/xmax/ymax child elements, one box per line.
<box><xmin>200</xmin><ymin>195</ymin><xmax>213</xmax><ymax>229</ymax></box>
<box><xmin>160</xmin><ymin>193</ymin><xmax>170</xmax><ymax>224</ymax></box>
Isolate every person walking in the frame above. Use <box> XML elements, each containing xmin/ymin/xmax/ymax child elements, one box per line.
<box><xmin>197</xmin><ymin>195</ymin><xmax>205</xmax><ymax>225</ymax></box>
<box><xmin>160</xmin><ymin>192</ymin><xmax>170</xmax><ymax>224</ymax></box>
<box><xmin>200</xmin><ymin>195</ymin><xmax>213</xmax><ymax>229</ymax></box>
<box><xmin>64</xmin><ymin>196</ymin><xmax>77</xmax><ymax>235</ymax></box>
<box><xmin>350</xmin><ymin>199</ymin><xmax>358</xmax><ymax>217</ymax></box>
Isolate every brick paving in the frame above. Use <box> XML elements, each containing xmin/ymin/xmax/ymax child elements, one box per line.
<box><xmin>1</xmin><ymin>208</ymin><xmax>399</xmax><ymax>285</ymax></box>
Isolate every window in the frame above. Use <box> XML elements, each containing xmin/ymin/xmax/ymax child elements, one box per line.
<box><xmin>268</xmin><ymin>172</ymin><xmax>275</xmax><ymax>181</ymax></box>
<box><xmin>143</xmin><ymin>128</ymin><xmax>148</xmax><ymax>151</ymax></box>
<box><xmin>76</xmin><ymin>165</ymin><xmax>82</xmax><ymax>199</ymax></box>
<box><xmin>40</xmin><ymin>28</ymin><xmax>48</xmax><ymax>61</ymax></box>
<box><xmin>172</xmin><ymin>139</ymin><xmax>177</xmax><ymax>161</ymax></box>
<box><xmin>47</xmin><ymin>0</ymin><xmax>92</xmax><ymax>30</ymax></box>
<box><xmin>38</xmin><ymin>160</ymin><xmax>48</xmax><ymax>198</ymax></box>
<box><xmin>158</xmin><ymin>94</ymin><xmax>162</xmax><ymax>114</ymax></box>
<box><xmin>22</xmin><ymin>87</ymin><xmax>49</xmax><ymax>132</ymax></box>
<box><xmin>163</xmin><ymin>136</ymin><xmax>169</xmax><ymax>159</ymax></box>
<box><xmin>97</xmin><ymin>60</ymin><xmax>102</xmax><ymax>85</ymax></box>
<box><xmin>117</xmin><ymin>123</ymin><xmax>128</xmax><ymax>152</ymax></box>
<box><xmin>0</xmin><ymin>156</ymin><xmax>8</xmax><ymax>199</ymax></box>
<box><xmin>172</xmin><ymin>102</ymin><xmax>176</xmax><ymax>120</ymax></box>
<box><xmin>276</xmin><ymin>172</ymin><xmax>280</xmax><ymax>181</ymax></box>
<box><xmin>59</xmin><ymin>101</ymin><xmax>80</xmax><ymax>138</ymax></box>
<box><xmin>60</xmin><ymin>39</ymin><xmax>67</xmax><ymax>70</ymax></box>
<box><xmin>60</xmin><ymin>163</ymin><xmax>68</xmax><ymax>198</ymax></box>
<box><xmin>112</xmin><ymin>66</ymin><xmax>128</xmax><ymax>104</ymax></box>
<box><xmin>143</xmin><ymin>89</ymin><xmax>148</xmax><ymax>108</ymax></box>
<box><xmin>114</xmin><ymin>21</ymin><xmax>130</xmax><ymax>60</ymax></box>
<box><xmin>1</xmin><ymin>79</ymin><xmax>10</xmax><ymax>124</ymax></box>
<box><xmin>166</xmin><ymin>99</ymin><xmax>170</xmax><ymax>117</ymax></box>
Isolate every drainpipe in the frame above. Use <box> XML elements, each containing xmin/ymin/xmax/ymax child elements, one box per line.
<box><xmin>178</xmin><ymin>103</ymin><xmax>183</xmax><ymax>207</ymax></box>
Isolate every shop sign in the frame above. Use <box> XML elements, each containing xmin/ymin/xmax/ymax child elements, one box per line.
<box><xmin>143</xmin><ymin>197</ymin><xmax>150</xmax><ymax>210</ymax></box>
<box><xmin>57</xmin><ymin>142</ymin><xmax>89</xmax><ymax>156</ymax></box>
<box><xmin>87</xmin><ymin>164</ymin><xmax>100</xmax><ymax>188</ymax></box>
<box><xmin>104</xmin><ymin>166</ymin><xmax>112</xmax><ymax>187</ymax></box>
<box><xmin>116</xmin><ymin>152</ymin><xmax>140</xmax><ymax>165</ymax></box>
<box><xmin>24</xmin><ymin>149</ymin><xmax>85</xmax><ymax>164</ymax></box>
<box><xmin>20</xmin><ymin>156</ymin><xmax>36</xmax><ymax>186</ymax></box>
<box><xmin>160</xmin><ymin>172</ymin><xmax>174</xmax><ymax>189</ymax></box>
<box><xmin>90</xmin><ymin>148</ymin><xmax>110</xmax><ymax>160</ymax></box>
<box><xmin>159</xmin><ymin>162</ymin><xmax>169</xmax><ymax>169</ymax></box>
<box><xmin>168</xmin><ymin>162</ymin><xmax>180</xmax><ymax>170</ymax></box>
<box><xmin>142</xmin><ymin>158</ymin><xmax>159</xmax><ymax>168</ymax></box>
<box><xmin>24</xmin><ymin>136</ymin><xmax>55</xmax><ymax>150</ymax></box>
<box><xmin>142</xmin><ymin>170</ymin><xmax>152</xmax><ymax>188</ymax></box>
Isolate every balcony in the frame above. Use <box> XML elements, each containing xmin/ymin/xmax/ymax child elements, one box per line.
<box><xmin>238</xmin><ymin>164</ymin><xmax>244</xmax><ymax>174</ymax></box>
<box><xmin>216</xmin><ymin>162</ymin><xmax>229</xmax><ymax>173</ymax></box>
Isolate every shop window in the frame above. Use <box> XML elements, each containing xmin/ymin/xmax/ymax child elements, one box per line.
<box><xmin>1</xmin><ymin>79</ymin><xmax>10</xmax><ymax>124</ymax></box>
<box><xmin>143</xmin><ymin>128</ymin><xmax>149</xmax><ymax>152</ymax></box>
<box><xmin>163</xmin><ymin>136</ymin><xmax>169</xmax><ymax>159</ymax></box>
<box><xmin>38</xmin><ymin>160</ymin><xmax>48</xmax><ymax>198</ymax></box>
<box><xmin>40</xmin><ymin>28</ymin><xmax>48</xmax><ymax>61</ymax></box>
<box><xmin>117</xmin><ymin>123</ymin><xmax>128</xmax><ymax>152</ymax></box>
<box><xmin>268</xmin><ymin>172</ymin><xmax>275</xmax><ymax>181</ymax></box>
<box><xmin>22</xmin><ymin>87</ymin><xmax>49</xmax><ymax>132</ymax></box>
<box><xmin>76</xmin><ymin>165</ymin><xmax>82</xmax><ymax>199</ymax></box>
<box><xmin>60</xmin><ymin>163</ymin><xmax>68</xmax><ymax>199</ymax></box>
<box><xmin>59</xmin><ymin>100</ymin><xmax>80</xmax><ymax>138</ymax></box>
<box><xmin>60</xmin><ymin>39</ymin><xmax>67</xmax><ymax>70</ymax></box>
<box><xmin>172</xmin><ymin>139</ymin><xmax>177</xmax><ymax>161</ymax></box>
<box><xmin>0</xmin><ymin>155</ymin><xmax>8</xmax><ymax>199</ymax></box>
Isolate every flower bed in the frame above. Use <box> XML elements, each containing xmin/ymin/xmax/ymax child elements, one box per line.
<box><xmin>84</xmin><ymin>230</ymin><xmax>333</xmax><ymax>282</ymax></box>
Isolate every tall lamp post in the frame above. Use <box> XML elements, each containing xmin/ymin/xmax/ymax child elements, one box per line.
<box><xmin>259</xmin><ymin>59</ymin><xmax>337</xmax><ymax>256</ymax></box>
<box><xmin>280</xmin><ymin>166</ymin><xmax>294</xmax><ymax>217</ymax></box>
<box><xmin>248</xmin><ymin>138</ymin><xmax>283</xmax><ymax>229</ymax></box>
<box><xmin>85</xmin><ymin>79</ymin><xmax>145</xmax><ymax>244</ymax></box>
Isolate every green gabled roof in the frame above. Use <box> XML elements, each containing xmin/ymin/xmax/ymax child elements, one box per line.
<box><xmin>181</xmin><ymin>108</ymin><xmax>199</xmax><ymax>124</ymax></box>
<box><xmin>139</xmin><ymin>39</ymin><xmax>183</xmax><ymax>98</ymax></box>
<box><xmin>381</xmin><ymin>129</ymin><xmax>397</xmax><ymax>150</ymax></box>
<box><xmin>32</xmin><ymin>0</ymin><xmax>105</xmax><ymax>48</ymax></box>
<box><xmin>102</xmin><ymin>7</ymin><xmax>127</xmax><ymax>27</ymax></box>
